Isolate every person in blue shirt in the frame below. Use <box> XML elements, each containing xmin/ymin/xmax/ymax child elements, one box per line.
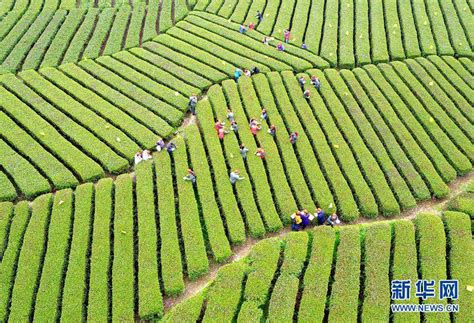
<box><xmin>300</xmin><ymin>210</ymin><xmax>310</xmax><ymax>229</ymax></box>
<box><xmin>256</xmin><ymin>11</ymin><xmax>263</xmax><ymax>23</ymax></box>
<box><xmin>183</xmin><ymin>169</ymin><xmax>196</xmax><ymax>184</ymax></box>
<box><xmin>239</xmin><ymin>24</ymin><xmax>247</xmax><ymax>33</ymax></box>
<box><xmin>234</xmin><ymin>68</ymin><xmax>242</xmax><ymax>83</ymax></box>
<box><xmin>327</xmin><ymin>213</ymin><xmax>340</xmax><ymax>227</ymax></box>
<box><xmin>315</xmin><ymin>208</ymin><xmax>326</xmax><ymax>225</ymax></box>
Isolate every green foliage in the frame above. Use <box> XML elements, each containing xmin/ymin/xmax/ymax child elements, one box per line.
<box><xmin>62</xmin><ymin>9</ymin><xmax>99</xmax><ymax>64</ymax></box>
<box><xmin>83</xmin><ymin>8</ymin><xmax>116</xmax><ymax>59</ymax></box>
<box><xmin>328</xmin><ymin>226</ymin><xmax>361</xmax><ymax>322</ymax></box>
<box><xmin>60</xmin><ymin>184</ymin><xmax>94</xmax><ymax>322</ymax></box>
<box><xmin>443</xmin><ymin>211</ymin><xmax>474</xmax><ymax>321</ymax></box>
<box><xmin>112</xmin><ymin>174</ymin><xmax>135</xmax><ymax>322</ymax></box>
<box><xmin>154</xmin><ymin>151</ymin><xmax>185</xmax><ymax>295</ymax></box>
<box><xmin>8</xmin><ymin>194</ymin><xmax>52</xmax><ymax>322</ymax></box>
<box><xmin>135</xmin><ymin>161</ymin><xmax>164</xmax><ymax>319</ymax></box>
<box><xmin>87</xmin><ymin>178</ymin><xmax>113</xmax><ymax>322</ymax></box>
<box><xmin>414</xmin><ymin>213</ymin><xmax>449</xmax><ymax>322</ymax></box>
<box><xmin>0</xmin><ymin>202</ymin><xmax>30</xmax><ymax>322</ymax></box>
<box><xmin>103</xmin><ymin>6</ymin><xmax>131</xmax><ymax>56</ymax></box>
<box><xmin>298</xmin><ymin>226</ymin><xmax>335</xmax><ymax>322</ymax></box>
<box><xmin>34</xmin><ymin>189</ymin><xmax>74</xmax><ymax>321</ymax></box>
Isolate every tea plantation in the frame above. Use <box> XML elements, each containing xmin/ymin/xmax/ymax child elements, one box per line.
<box><xmin>0</xmin><ymin>0</ymin><xmax>472</xmax><ymax>321</ymax></box>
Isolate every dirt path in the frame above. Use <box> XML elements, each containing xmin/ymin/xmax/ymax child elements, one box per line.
<box><xmin>163</xmin><ymin>171</ymin><xmax>473</xmax><ymax>311</ymax></box>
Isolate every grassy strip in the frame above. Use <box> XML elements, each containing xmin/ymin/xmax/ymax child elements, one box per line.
<box><xmin>0</xmin><ymin>89</ymin><xmax>82</xmax><ymax>188</ymax></box>
<box><xmin>229</xmin><ymin>0</ymin><xmax>251</xmax><ymax>23</ymax></box>
<box><xmin>135</xmin><ymin>161</ymin><xmax>164</xmax><ymax>319</ymax></box>
<box><xmin>206</xmin><ymin>0</ymin><xmax>225</xmax><ymax>14</ymax></box>
<box><xmin>183</xmin><ymin>15</ymin><xmax>313</xmax><ymax>71</ymax></box>
<box><xmin>0</xmin><ymin>10</ymin><xmax>38</xmax><ymax>62</ymax></box>
<box><xmin>8</xmin><ymin>194</ymin><xmax>52</xmax><ymax>322</ymax></box>
<box><xmin>112</xmin><ymin>174</ymin><xmax>135</xmax><ymax>322</ymax></box>
<box><xmin>78</xmin><ymin>59</ymin><xmax>183</xmax><ymax>125</ymax></box>
<box><xmin>142</xmin><ymin>0</ymin><xmax>159</xmax><ymax>41</ymax></box>
<box><xmin>354</xmin><ymin>0</ymin><xmax>371</xmax><ymax>65</ymax></box>
<box><xmin>383</xmin><ymin>0</ymin><xmax>405</xmax><ymax>61</ymax></box>
<box><xmin>405</xmin><ymin>59</ymin><xmax>473</xmax><ymax>142</ymax></box>
<box><xmin>415</xmin><ymin>57</ymin><xmax>473</xmax><ymax>124</ymax></box>
<box><xmin>436</xmin><ymin>56</ymin><xmax>474</xmax><ymax>101</ymax></box>
<box><xmin>237</xmin><ymin>301</ymin><xmax>262</xmax><ymax>322</ymax></box>
<box><xmin>82</xmin><ymin>8</ymin><xmax>116</xmax><ymax>59</ymax></box>
<box><xmin>154</xmin><ymin>151</ymin><xmax>185</xmax><ymax>295</ymax></box>
<box><xmin>184</xmin><ymin>124</ymin><xmax>232</xmax><ymax>262</ymax></box>
<box><xmin>410</xmin><ymin>0</ymin><xmax>437</xmax><ymax>55</ymax></box>
<box><xmin>207</xmin><ymin>84</ymin><xmax>266</xmax><ymax>238</ymax></box>
<box><xmin>19</xmin><ymin>70</ymin><xmax>134</xmax><ymax>169</ymax></box>
<box><xmin>87</xmin><ymin>178</ymin><xmax>113</xmax><ymax>321</ymax></box>
<box><xmin>143</xmin><ymin>41</ymin><xmax>228</xmax><ymax>82</ymax></box>
<box><xmin>60</xmin><ymin>63</ymin><xmax>173</xmax><ymax>137</ymax></box>
<box><xmin>130</xmin><ymin>47</ymin><xmax>212</xmax><ymax>90</ymax></box>
<box><xmin>397</xmin><ymin>0</ymin><xmax>421</xmax><ymax>58</ymax></box>
<box><xmin>103</xmin><ymin>5</ymin><xmax>131</xmax><ymax>55</ymax></box>
<box><xmin>41</xmin><ymin>9</ymin><xmax>86</xmax><ymax>68</ymax></box>
<box><xmin>0</xmin><ymin>73</ymin><xmax>108</xmax><ymax>181</ymax></box>
<box><xmin>113</xmin><ymin>50</ymin><xmax>200</xmax><ymax>96</ymax></box>
<box><xmin>40</xmin><ymin>67</ymin><xmax>158</xmax><ymax>148</ymax></box>
<box><xmin>342</xmin><ymin>69</ymin><xmax>423</xmax><ymax>205</ymax></box>
<box><xmin>162</xmin><ymin>293</ymin><xmax>205</xmax><ymax>322</ymax></box>
<box><xmin>271</xmin><ymin>0</ymin><xmax>296</xmax><ymax>43</ymax></box>
<box><xmin>363</xmin><ymin>65</ymin><xmax>451</xmax><ymax>197</ymax></box>
<box><xmin>0</xmin><ymin>202</ymin><xmax>13</xmax><ymax>257</ymax></box>
<box><xmin>424</xmin><ymin>0</ymin><xmax>454</xmax><ymax>56</ymax></box>
<box><xmin>33</xmin><ymin>190</ymin><xmax>74</xmax><ymax>321</ymax></box>
<box><xmin>338</xmin><ymin>0</ymin><xmax>355</xmax><ymax>68</ymax></box>
<box><xmin>0</xmin><ymin>172</ymin><xmax>17</xmax><ymax>201</ymax></box>
<box><xmin>319</xmin><ymin>0</ymin><xmax>338</xmax><ymax>66</ymax></box>
<box><xmin>388</xmin><ymin>62</ymin><xmax>472</xmax><ymax>174</ymax></box>
<box><xmin>0</xmin><ymin>138</ymin><xmax>51</xmax><ymax>198</ymax></box>
<box><xmin>218</xmin><ymin>0</ymin><xmax>239</xmax><ymax>19</ymax></box>
<box><xmin>328</xmin><ymin>226</ymin><xmax>361</xmax><ymax>322</ymax></box>
<box><xmin>160</xmin><ymin>0</ymin><xmax>172</xmax><ymax>32</ymax></box>
<box><xmin>62</xmin><ymin>9</ymin><xmax>99</xmax><ymax>64</ymax></box>
<box><xmin>124</xmin><ymin>3</ymin><xmax>146</xmax><ymax>49</ymax></box>
<box><xmin>60</xmin><ymin>184</ymin><xmax>94</xmax><ymax>322</ymax></box>
<box><xmin>391</xmin><ymin>220</ymin><xmax>419</xmax><ymax>323</ymax></box>
<box><xmin>322</xmin><ymin>70</ymin><xmax>401</xmax><ymax>216</ymax></box>
<box><xmin>243</xmin><ymin>237</ymin><xmax>281</xmax><ymax>305</ymax></box>
<box><xmin>453</xmin><ymin>0</ymin><xmax>474</xmax><ymax>48</ymax></box>
<box><xmin>239</xmin><ymin>76</ymin><xmax>297</xmax><ymax>220</ymax></box>
<box><xmin>195</xmin><ymin>97</ymin><xmax>247</xmax><ymax>243</ymax></box>
<box><xmin>0</xmin><ymin>10</ymin><xmax>24</xmax><ymax>41</ymax></box>
<box><xmin>174</xmin><ymin>135</ymin><xmax>209</xmax><ymax>279</ymax></box>
<box><xmin>202</xmin><ymin>261</ymin><xmax>248</xmax><ymax>322</ymax></box>
<box><xmin>96</xmin><ymin>55</ymin><xmax>189</xmax><ymax>109</ymax></box>
<box><xmin>0</xmin><ymin>202</ymin><xmax>30</xmax><ymax>321</ymax></box>
<box><xmin>414</xmin><ymin>213</ymin><xmax>449</xmax><ymax>322</ymax></box>
<box><xmin>1</xmin><ymin>11</ymin><xmax>54</xmax><ymax>72</ymax></box>
<box><xmin>223</xmin><ymin>79</ymin><xmax>282</xmax><ymax>231</ymax></box>
<box><xmin>267</xmin><ymin>232</ymin><xmax>309</xmax><ymax>321</ymax></box>
<box><xmin>290</xmin><ymin>0</ymin><xmax>310</xmax><ymax>46</ymax></box>
<box><xmin>303</xmin><ymin>0</ymin><xmax>324</xmax><ymax>54</ymax></box>
<box><xmin>447</xmin><ymin>193</ymin><xmax>473</xmax><ymax>216</ymax></box>
<box><xmin>361</xmin><ymin>222</ymin><xmax>391</xmax><ymax>321</ymax></box>
<box><xmin>443</xmin><ymin>211</ymin><xmax>473</xmax><ymax>322</ymax></box>
<box><xmin>298</xmin><ymin>226</ymin><xmax>336</xmax><ymax>322</ymax></box>
<box><xmin>369</xmin><ymin>0</ymin><xmax>389</xmax><ymax>63</ymax></box>
<box><xmin>306</xmin><ymin>70</ymin><xmax>378</xmax><ymax>217</ymax></box>
<box><xmin>243</xmin><ymin>0</ymin><xmax>265</xmax><ymax>23</ymax></box>
<box><xmin>22</xmin><ymin>10</ymin><xmax>67</xmax><ymax>70</ymax></box>
<box><xmin>438</xmin><ymin>0</ymin><xmax>472</xmax><ymax>56</ymax></box>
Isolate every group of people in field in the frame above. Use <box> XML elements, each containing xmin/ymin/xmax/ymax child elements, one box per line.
<box><xmin>234</xmin><ymin>66</ymin><xmax>260</xmax><ymax>83</ymax></box>
<box><xmin>291</xmin><ymin>207</ymin><xmax>341</xmax><ymax>231</ymax></box>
